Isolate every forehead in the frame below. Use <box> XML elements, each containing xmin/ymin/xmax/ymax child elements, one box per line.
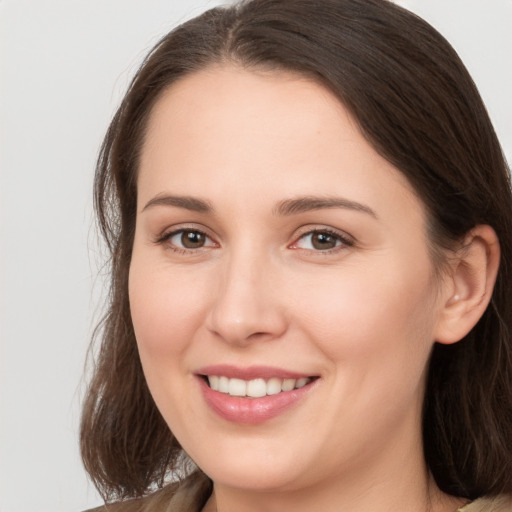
<box><xmin>140</xmin><ymin>66</ymin><xmax>351</xmax><ymax>171</ymax></box>
<box><xmin>138</xmin><ymin>65</ymin><xmax>422</xmax><ymax>222</ymax></box>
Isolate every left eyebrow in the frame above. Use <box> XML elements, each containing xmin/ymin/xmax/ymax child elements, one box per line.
<box><xmin>273</xmin><ymin>196</ymin><xmax>378</xmax><ymax>219</ymax></box>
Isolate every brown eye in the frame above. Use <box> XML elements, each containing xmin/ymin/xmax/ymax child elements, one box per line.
<box><xmin>162</xmin><ymin>228</ymin><xmax>216</xmax><ymax>252</ymax></box>
<box><xmin>180</xmin><ymin>230</ymin><xmax>206</xmax><ymax>248</ymax></box>
<box><xmin>310</xmin><ymin>232</ymin><xmax>338</xmax><ymax>250</ymax></box>
<box><xmin>292</xmin><ymin>229</ymin><xmax>353</xmax><ymax>252</ymax></box>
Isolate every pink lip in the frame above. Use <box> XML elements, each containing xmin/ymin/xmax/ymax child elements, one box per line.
<box><xmin>196</xmin><ymin>364</ymin><xmax>312</xmax><ymax>380</ymax></box>
<box><xmin>196</xmin><ymin>367</ymin><xmax>318</xmax><ymax>425</ymax></box>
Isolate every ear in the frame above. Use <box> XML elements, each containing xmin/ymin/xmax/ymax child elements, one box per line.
<box><xmin>435</xmin><ymin>225</ymin><xmax>500</xmax><ymax>345</ymax></box>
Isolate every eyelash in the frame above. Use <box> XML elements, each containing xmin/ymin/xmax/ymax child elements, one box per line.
<box><xmin>155</xmin><ymin>227</ymin><xmax>354</xmax><ymax>255</ymax></box>
<box><xmin>155</xmin><ymin>227</ymin><xmax>216</xmax><ymax>255</ymax></box>
<box><xmin>291</xmin><ymin>228</ymin><xmax>354</xmax><ymax>254</ymax></box>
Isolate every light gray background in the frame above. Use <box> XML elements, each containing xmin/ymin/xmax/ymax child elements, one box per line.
<box><xmin>0</xmin><ymin>1</ymin><xmax>510</xmax><ymax>511</ymax></box>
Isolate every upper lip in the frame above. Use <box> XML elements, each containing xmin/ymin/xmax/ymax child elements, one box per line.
<box><xmin>196</xmin><ymin>364</ymin><xmax>315</xmax><ymax>380</ymax></box>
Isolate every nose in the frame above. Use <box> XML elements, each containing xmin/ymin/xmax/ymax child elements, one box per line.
<box><xmin>206</xmin><ymin>250</ymin><xmax>288</xmax><ymax>345</ymax></box>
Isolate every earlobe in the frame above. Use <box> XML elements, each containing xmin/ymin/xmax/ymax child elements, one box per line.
<box><xmin>435</xmin><ymin>225</ymin><xmax>500</xmax><ymax>345</ymax></box>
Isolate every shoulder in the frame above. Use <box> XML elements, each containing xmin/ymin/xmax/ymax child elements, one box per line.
<box><xmin>83</xmin><ymin>472</ymin><xmax>212</xmax><ymax>512</ymax></box>
<box><xmin>459</xmin><ymin>495</ymin><xmax>512</xmax><ymax>512</ymax></box>
<box><xmin>82</xmin><ymin>484</ymin><xmax>175</xmax><ymax>512</ymax></box>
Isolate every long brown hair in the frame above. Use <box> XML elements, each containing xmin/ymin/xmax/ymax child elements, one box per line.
<box><xmin>81</xmin><ymin>0</ymin><xmax>512</xmax><ymax>502</ymax></box>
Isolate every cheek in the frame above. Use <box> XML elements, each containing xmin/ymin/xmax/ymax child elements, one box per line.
<box><xmin>128</xmin><ymin>257</ymin><xmax>210</xmax><ymax>360</ymax></box>
<box><xmin>292</xmin><ymin>255</ymin><xmax>437</xmax><ymax>369</ymax></box>
<box><xmin>128</xmin><ymin>256</ymin><xmax>212</xmax><ymax>428</ymax></box>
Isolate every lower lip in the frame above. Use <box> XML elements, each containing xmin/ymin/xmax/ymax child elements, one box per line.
<box><xmin>198</xmin><ymin>377</ymin><xmax>317</xmax><ymax>425</ymax></box>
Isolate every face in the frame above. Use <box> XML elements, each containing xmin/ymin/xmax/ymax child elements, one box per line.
<box><xmin>129</xmin><ymin>66</ymin><xmax>447</xmax><ymax>494</ymax></box>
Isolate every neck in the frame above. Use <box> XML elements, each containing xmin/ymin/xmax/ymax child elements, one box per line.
<box><xmin>205</xmin><ymin>473</ymin><xmax>465</xmax><ymax>512</ymax></box>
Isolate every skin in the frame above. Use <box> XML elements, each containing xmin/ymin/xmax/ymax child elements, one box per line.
<box><xmin>129</xmin><ymin>66</ymin><xmax>479</xmax><ymax>512</ymax></box>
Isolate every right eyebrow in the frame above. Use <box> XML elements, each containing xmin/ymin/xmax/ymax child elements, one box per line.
<box><xmin>141</xmin><ymin>194</ymin><xmax>214</xmax><ymax>214</ymax></box>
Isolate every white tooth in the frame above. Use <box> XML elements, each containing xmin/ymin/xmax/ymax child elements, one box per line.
<box><xmin>219</xmin><ymin>376</ymin><xmax>229</xmax><ymax>393</ymax></box>
<box><xmin>228</xmin><ymin>378</ymin><xmax>247</xmax><ymax>396</ymax></box>
<box><xmin>208</xmin><ymin>375</ymin><xmax>219</xmax><ymax>391</ymax></box>
<box><xmin>281</xmin><ymin>378</ymin><xmax>296</xmax><ymax>392</ymax></box>
<box><xmin>266</xmin><ymin>378</ymin><xmax>282</xmax><ymax>395</ymax></box>
<box><xmin>247</xmin><ymin>378</ymin><xmax>267</xmax><ymax>398</ymax></box>
<box><xmin>295</xmin><ymin>377</ymin><xmax>309</xmax><ymax>389</ymax></box>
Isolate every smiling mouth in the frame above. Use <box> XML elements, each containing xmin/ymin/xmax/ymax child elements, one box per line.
<box><xmin>203</xmin><ymin>375</ymin><xmax>316</xmax><ymax>398</ymax></box>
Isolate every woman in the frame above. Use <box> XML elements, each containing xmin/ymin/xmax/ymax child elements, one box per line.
<box><xmin>81</xmin><ymin>0</ymin><xmax>512</xmax><ymax>510</ymax></box>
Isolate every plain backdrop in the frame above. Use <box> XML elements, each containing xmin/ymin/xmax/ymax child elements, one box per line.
<box><xmin>0</xmin><ymin>1</ymin><xmax>510</xmax><ymax>511</ymax></box>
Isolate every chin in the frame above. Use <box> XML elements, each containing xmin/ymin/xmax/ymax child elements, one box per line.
<box><xmin>184</xmin><ymin>435</ymin><xmax>322</xmax><ymax>494</ymax></box>
<box><xmin>201</xmin><ymin>460</ymin><xmax>305</xmax><ymax>492</ymax></box>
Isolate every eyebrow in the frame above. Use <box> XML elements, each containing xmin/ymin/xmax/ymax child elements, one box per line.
<box><xmin>142</xmin><ymin>194</ymin><xmax>213</xmax><ymax>213</ymax></box>
<box><xmin>274</xmin><ymin>196</ymin><xmax>378</xmax><ymax>218</ymax></box>
<box><xmin>141</xmin><ymin>193</ymin><xmax>377</xmax><ymax>218</ymax></box>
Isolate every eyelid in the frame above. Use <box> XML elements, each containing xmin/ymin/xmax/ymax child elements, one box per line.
<box><xmin>289</xmin><ymin>226</ymin><xmax>355</xmax><ymax>252</ymax></box>
<box><xmin>153</xmin><ymin>223</ymin><xmax>354</xmax><ymax>254</ymax></box>
<box><xmin>155</xmin><ymin>224</ymin><xmax>219</xmax><ymax>252</ymax></box>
